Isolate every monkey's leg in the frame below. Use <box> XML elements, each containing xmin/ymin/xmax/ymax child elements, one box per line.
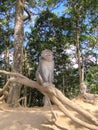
<box><xmin>43</xmin><ymin>96</ymin><xmax>50</xmax><ymax>106</ymax></box>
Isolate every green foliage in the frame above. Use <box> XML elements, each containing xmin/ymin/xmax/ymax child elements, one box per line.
<box><xmin>86</xmin><ymin>65</ymin><xmax>98</xmax><ymax>93</ymax></box>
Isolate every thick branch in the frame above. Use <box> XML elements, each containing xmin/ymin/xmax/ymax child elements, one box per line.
<box><xmin>0</xmin><ymin>70</ymin><xmax>26</xmax><ymax>79</ymax></box>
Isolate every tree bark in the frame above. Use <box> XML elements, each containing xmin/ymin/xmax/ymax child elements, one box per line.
<box><xmin>7</xmin><ymin>0</ymin><xmax>24</xmax><ymax>106</ymax></box>
<box><xmin>75</xmin><ymin>20</ymin><xmax>82</xmax><ymax>84</ymax></box>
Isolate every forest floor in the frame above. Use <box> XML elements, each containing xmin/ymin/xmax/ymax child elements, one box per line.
<box><xmin>0</xmin><ymin>98</ymin><xmax>98</xmax><ymax>130</ymax></box>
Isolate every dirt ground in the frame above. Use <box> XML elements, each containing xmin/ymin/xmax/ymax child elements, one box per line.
<box><xmin>0</xmin><ymin>99</ymin><xmax>98</xmax><ymax>130</ymax></box>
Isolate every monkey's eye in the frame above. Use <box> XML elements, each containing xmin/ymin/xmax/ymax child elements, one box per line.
<box><xmin>45</xmin><ymin>53</ymin><xmax>48</xmax><ymax>56</ymax></box>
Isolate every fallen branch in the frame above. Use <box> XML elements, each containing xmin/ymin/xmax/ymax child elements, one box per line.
<box><xmin>0</xmin><ymin>70</ymin><xmax>98</xmax><ymax>130</ymax></box>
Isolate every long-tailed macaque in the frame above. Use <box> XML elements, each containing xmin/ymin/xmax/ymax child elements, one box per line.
<box><xmin>80</xmin><ymin>82</ymin><xmax>87</xmax><ymax>94</ymax></box>
<box><xmin>80</xmin><ymin>82</ymin><xmax>98</xmax><ymax>104</ymax></box>
<box><xmin>36</xmin><ymin>49</ymin><xmax>54</xmax><ymax>106</ymax></box>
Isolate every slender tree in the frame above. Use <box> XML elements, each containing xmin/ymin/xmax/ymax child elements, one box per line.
<box><xmin>66</xmin><ymin>0</ymin><xmax>98</xmax><ymax>89</ymax></box>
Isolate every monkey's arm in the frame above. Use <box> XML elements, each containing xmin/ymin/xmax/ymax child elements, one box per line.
<box><xmin>36</xmin><ymin>67</ymin><xmax>44</xmax><ymax>85</ymax></box>
<box><xmin>48</xmin><ymin>61</ymin><xmax>54</xmax><ymax>83</ymax></box>
<box><xmin>38</xmin><ymin>60</ymin><xmax>49</xmax><ymax>82</ymax></box>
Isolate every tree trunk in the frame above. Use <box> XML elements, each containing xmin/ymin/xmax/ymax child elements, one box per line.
<box><xmin>75</xmin><ymin>20</ymin><xmax>84</xmax><ymax>87</ymax></box>
<box><xmin>7</xmin><ymin>0</ymin><xmax>24</xmax><ymax>106</ymax></box>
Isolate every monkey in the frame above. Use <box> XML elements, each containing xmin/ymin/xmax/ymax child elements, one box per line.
<box><xmin>36</xmin><ymin>49</ymin><xmax>54</xmax><ymax>86</ymax></box>
<box><xmin>36</xmin><ymin>49</ymin><xmax>54</xmax><ymax>106</ymax></box>
<box><xmin>80</xmin><ymin>82</ymin><xmax>98</xmax><ymax>104</ymax></box>
<box><xmin>80</xmin><ymin>82</ymin><xmax>87</xmax><ymax>95</ymax></box>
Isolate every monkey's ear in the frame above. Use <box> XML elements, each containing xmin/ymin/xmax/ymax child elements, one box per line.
<box><xmin>39</xmin><ymin>56</ymin><xmax>42</xmax><ymax>61</ymax></box>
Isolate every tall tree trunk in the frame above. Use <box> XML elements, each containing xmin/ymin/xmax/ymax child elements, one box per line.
<box><xmin>7</xmin><ymin>0</ymin><xmax>25</xmax><ymax>106</ymax></box>
<box><xmin>75</xmin><ymin>20</ymin><xmax>84</xmax><ymax>85</ymax></box>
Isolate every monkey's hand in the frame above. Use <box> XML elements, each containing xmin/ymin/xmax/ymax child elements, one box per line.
<box><xmin>43</xmin><ymin>82</ymin><xmax>55</xmax><ymax>87</ymax></box>
<box><xmin>43</xmin><ymin>82</ymin><xmax>51</xmax><ymax>87</ymax></box>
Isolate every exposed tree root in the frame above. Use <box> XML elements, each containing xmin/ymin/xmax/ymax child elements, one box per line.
<box><xmin>0</xmin><ymin>70</ymin><xmax>98</xmax><ymax>130</ymax></box>
<box><xmin>0</xmin><ymin>95</ymin><xmax>5</xmax><ymax>101</ymax></box>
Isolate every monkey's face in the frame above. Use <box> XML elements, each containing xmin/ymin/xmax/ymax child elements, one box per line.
<box><xmin>41</xmin><ymin>49</ymin><xmax>53</xmax><ymax>61</ymax></box>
